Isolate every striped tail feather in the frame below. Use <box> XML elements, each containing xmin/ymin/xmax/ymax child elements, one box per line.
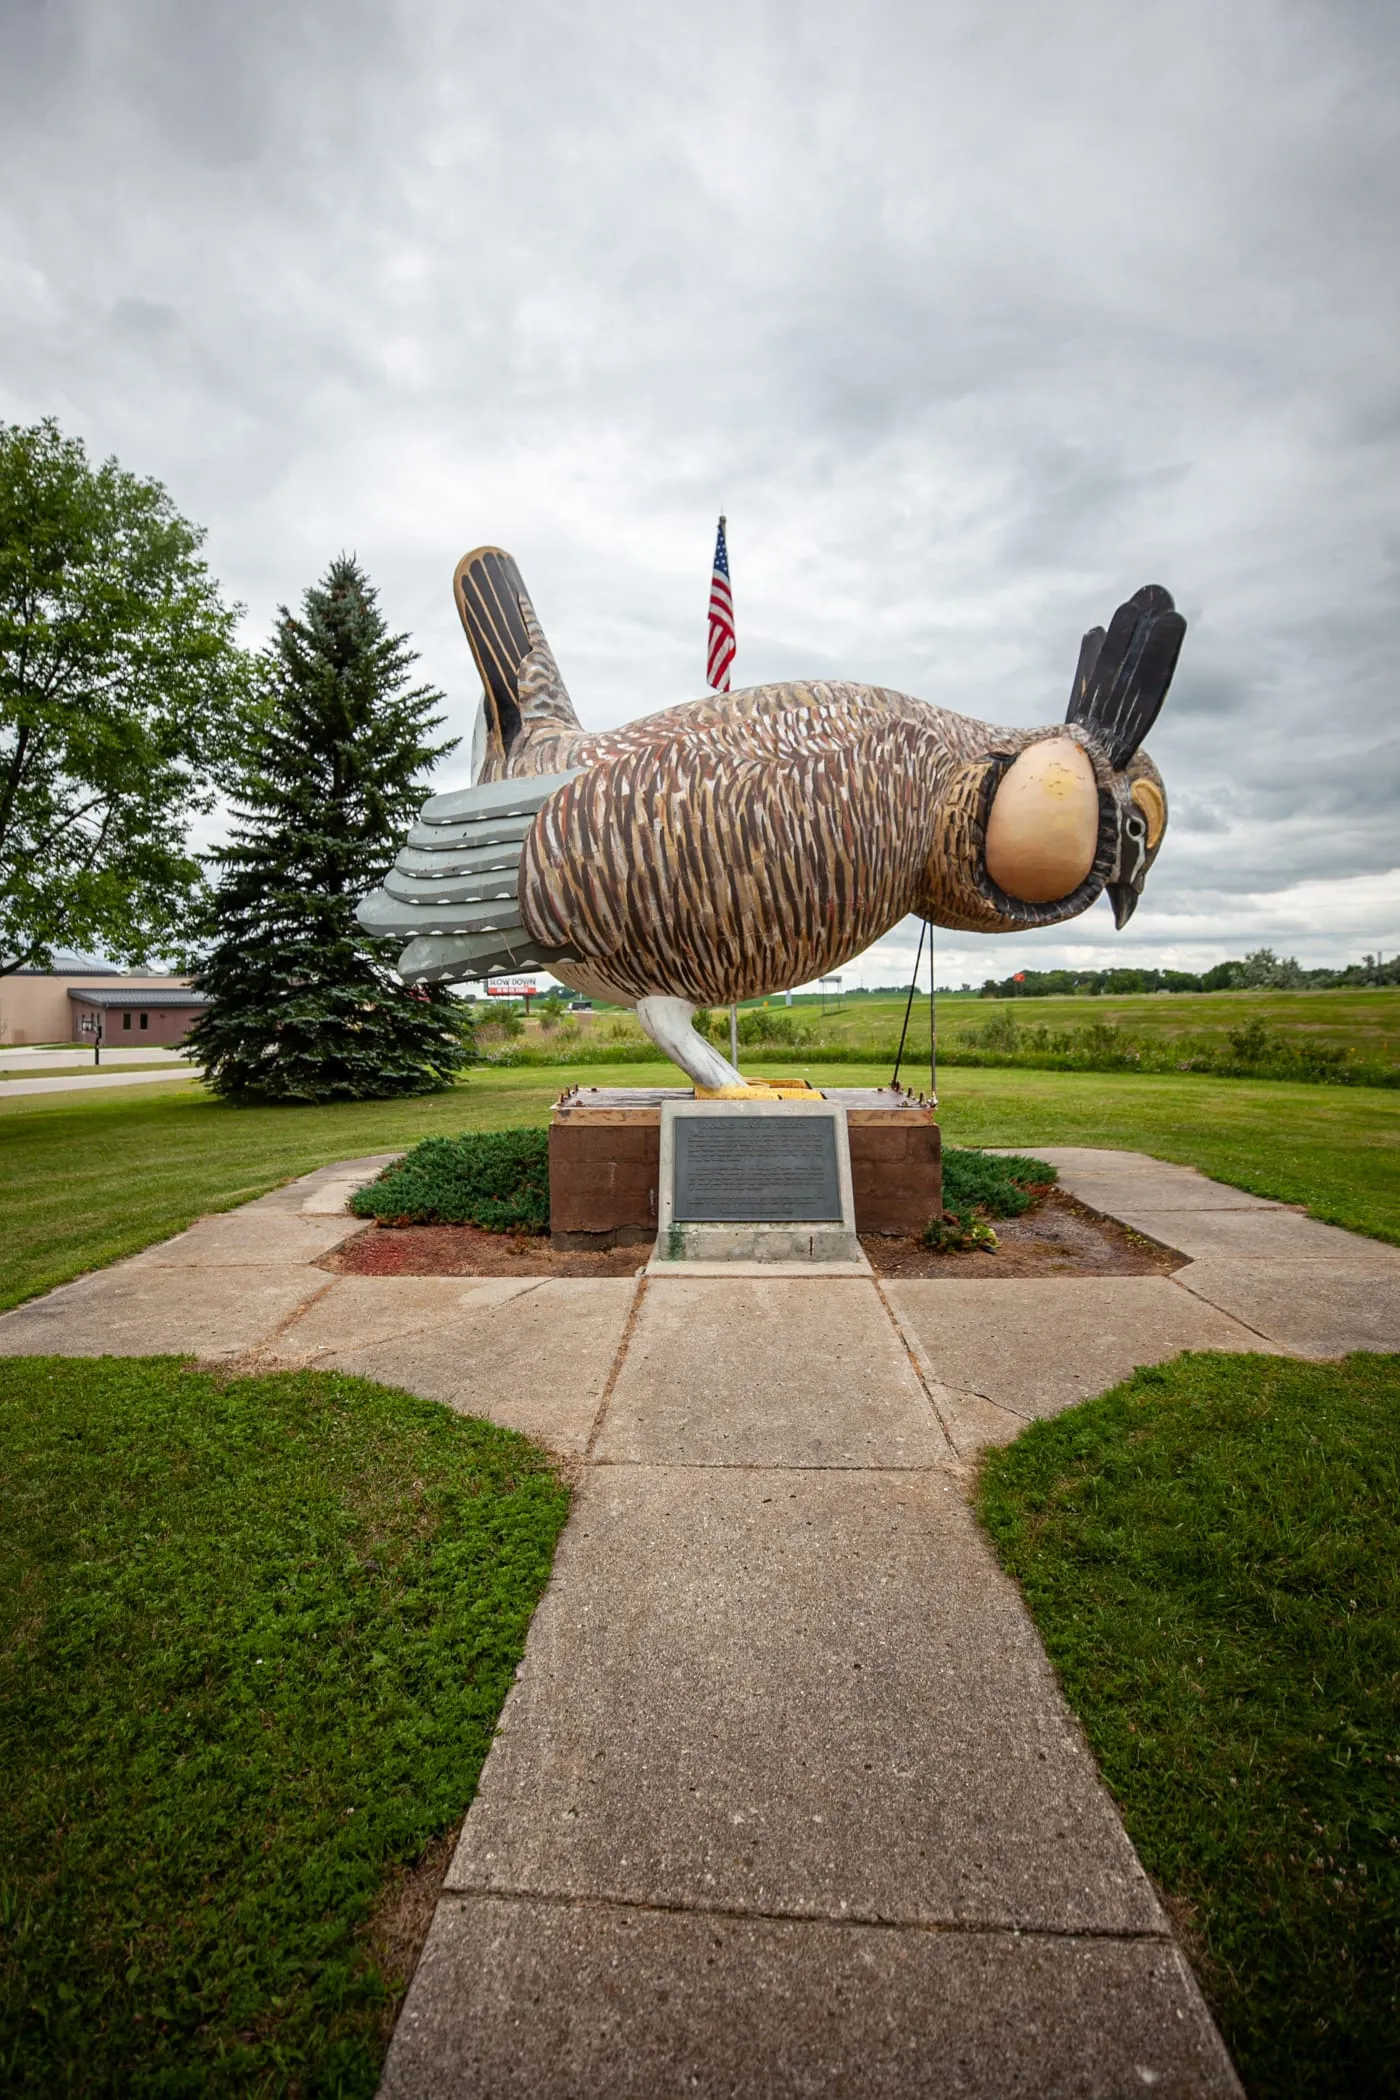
<box><xmin>453</xmin><ymin>547</ymin><xmax>582</xmax><ymax>767</ymax></box>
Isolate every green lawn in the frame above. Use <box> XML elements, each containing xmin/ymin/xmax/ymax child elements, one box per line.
<box><xmin>0</xmin><ymin>1356</ymin><xmax>570</xmax><ymax>2097</ymax></box>
<box><xmin>3</xmin><ymin>1060</ymin><xmax>1399</xmax><ymax>1312</ymax></box>
<box><xmin>978</xmin><ymin>1351</ymin><xmax>1400</xmax><ymax>2100</ymax></box>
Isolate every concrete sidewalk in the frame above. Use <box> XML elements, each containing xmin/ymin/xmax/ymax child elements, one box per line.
<box><xmin>3</xmin><ymin>1147</ymin><xmax>1397</xmax><ymax>2094</ymax></box>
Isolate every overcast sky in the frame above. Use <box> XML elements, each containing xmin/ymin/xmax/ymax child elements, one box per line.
<box><xmin>3</xmin><ymin>0</ymin><xmax>1397</xmax><ymax>987</ymax></box>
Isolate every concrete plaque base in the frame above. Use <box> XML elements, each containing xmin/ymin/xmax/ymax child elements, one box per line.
<box><xmin>549</xmin><ymin>1086</ymin><xmax>940</xmax><ymax>1250</ymax></box>
<box><xmin>655</xmin><ymin>1099</ymin><xmax>862</xmax><ymax>1266</ymax></box>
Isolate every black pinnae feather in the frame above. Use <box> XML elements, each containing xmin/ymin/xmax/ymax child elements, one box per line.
<box><xmin>1065</xmin><ymin>583</ymin><xmax>1186</xmax><ymax>768</ymax></box>
<box><xmin>1068</xmin><ymin>625</ymin><xmax>1106</xmax><ymax>714</ymax></box>
<box><xmin>1126</xmin><ymin>584</ymin><xmax>1177</xmax><ymax>618</ymax></box>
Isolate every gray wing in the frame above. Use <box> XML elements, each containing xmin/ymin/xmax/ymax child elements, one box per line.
<box><xmin>355</xmin><ymin>770</ymin><xmax>585</xmax><ymax>985</ymax></box>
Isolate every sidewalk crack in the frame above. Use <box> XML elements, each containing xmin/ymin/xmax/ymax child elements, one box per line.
<box><xmin>871</xmin><ymin>1278</ymin><xmax>959</xmax><ymax>1457</ymax></box>
<box><xmin>1166</xmin><ymin>1270</ymin><xmax>1302</xmax><ymax>1354</ymax></box>
<box><xmin>584</xmin><ymin>1271</ymin><xmax>648</xmax><ymax>1462</ymax></box>
<box><xmin>254</xmin><ymin>1276</ymin><xmax>550</xmax><ymax>1367</ymax></box>
<box><xmin>232</xmin><ymin>1277</ymin><xmax>336</xmax><ymax>1371</ymax></box>
<box><xmin>439</xmin><ymin>1884</ymin><xmax>1174</xmax><ymax>1943</ymax></box>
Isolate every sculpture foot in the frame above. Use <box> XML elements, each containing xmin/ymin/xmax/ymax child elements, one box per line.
<box><xmin>633</xmin><ymin>996</ymin><xmax>748</xmax><ymax>1092</ymax></box>
<box><xmin>694</xmin><ymin>1080</ymin><xmax>819</xmax><ymax>1099</ymax></box>
<box><xmin>695</xmin><ymin>1083</ymin><xmax>778</xmax><ymax>1099</ymax></box>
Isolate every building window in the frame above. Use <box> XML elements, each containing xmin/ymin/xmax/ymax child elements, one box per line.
<box><xmin>123</xmin><ymin>1012</ymin><xmax>132</xmax><ymax>1031</ymax></box>
<box><xmin>139</xmin><ymin>1013</ymin><xmax>148</xmax><ymax>1030</ymax></box>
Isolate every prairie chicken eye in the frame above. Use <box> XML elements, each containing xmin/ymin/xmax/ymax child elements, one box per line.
<box><xmin>1130</xmin><ymin>778</ymin><xmax>1166</xmax><ymax>849</ymax></box>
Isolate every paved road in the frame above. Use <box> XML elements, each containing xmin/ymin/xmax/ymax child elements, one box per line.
<box><xmin>0</xmin><ymin>1045</ymin><xmax>195</xmax><ymax>1069</ymax></box>
<box><xmin>0</xmin><ymin>1066</ymin><xmax>203</xmax><ymax>1098</ymax></box>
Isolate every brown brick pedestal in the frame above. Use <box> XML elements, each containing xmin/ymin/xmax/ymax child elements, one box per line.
<box><xmin>549</xmin><ymin>1086</ymin><xmax>941</xmax><ymax>1249</ymax></box>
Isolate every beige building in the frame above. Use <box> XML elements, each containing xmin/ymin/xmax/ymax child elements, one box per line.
<box><xmin>66</xmin><ymin>985</ymin><xmax>210</xmax><ymax>1047</ymax></box>
<box><xmin>0</xmin><ymin>962</ymin><xmax>201</xmax><ymax>1045</ymax></box>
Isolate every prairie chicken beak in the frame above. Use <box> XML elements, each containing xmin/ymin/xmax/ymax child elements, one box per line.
<box><xmin>1107</xmin><ymin>792</ymin><xmax>1154</xmax><ymax>929</ymax></box>
<box><xmin>1107</xmin><ymin>881</ymin><xmax>1139</xmax><ymax>929</ymax></box>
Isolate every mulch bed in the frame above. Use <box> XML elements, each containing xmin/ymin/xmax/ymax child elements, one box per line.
<box><xmin>324</xmin><ymin>1222</ymin><xmax>645</xmax><ymax>1279</ymax></box>
<box><xmin>325</xmin><ymin>1190</ymin><xmax>1180</xmax><ymax>1281</ymax></box>
<box><xmin>863</xmin><ymin>1189</ymin><xmax>1183</xmax><ymax>1279</ymax></box>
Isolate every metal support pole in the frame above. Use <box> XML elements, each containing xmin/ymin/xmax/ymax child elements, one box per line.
<box><xmin>891</xmin><ymin>922</ymin><xmax>927</xmax><ymax>1091</ymax></box>
<box><xmin>929</xmin><ymin>932</ymin><xmax>937</xmax><ymax>1103</ymax></box>
<box><xmin>729</xmin><ymin>1004</ymin><xmax>739</xmax><ymax>1070</ymax></box>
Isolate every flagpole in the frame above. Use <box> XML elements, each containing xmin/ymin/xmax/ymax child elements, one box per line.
<box><xmin>710</xmin><ymin>508</ymin><xmax>741</xmax><ymax>1078</ymax></box>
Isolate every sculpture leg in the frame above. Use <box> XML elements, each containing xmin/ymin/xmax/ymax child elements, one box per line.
<box><xmin>634</xmin><ymin>996</ymin><xmax>747</xmax><ymax>1091</ymax></box>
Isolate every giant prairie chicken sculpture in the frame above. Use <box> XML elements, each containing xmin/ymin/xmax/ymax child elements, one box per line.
<box><xmin>358</xmin><ymin>548</ymin><xmax>1185</xmax><ymax>1091</ymax></box>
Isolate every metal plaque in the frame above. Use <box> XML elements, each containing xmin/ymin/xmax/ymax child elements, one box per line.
<box><xmin>673</xmin><ymin>1114</ymin><xmax>843</xmax><ymax>1222</ymax></box>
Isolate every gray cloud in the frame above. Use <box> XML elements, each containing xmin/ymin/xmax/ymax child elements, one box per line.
<box><xmin>2</xmin><ymin>0</ymin><xmax>1397</xmax><ymax>979</ymax></box>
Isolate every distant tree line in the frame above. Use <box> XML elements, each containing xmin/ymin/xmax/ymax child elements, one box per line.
<box><xmin>977</xmin><ymin>949</ymin><xmax>1400</xmax><ymax>998</ymax></box>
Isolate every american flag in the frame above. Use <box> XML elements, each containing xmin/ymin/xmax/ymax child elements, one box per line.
<box><xmin>706</xmin><ymin>513</ymin><xmax>736</xmax><ymax>692</ymax></box>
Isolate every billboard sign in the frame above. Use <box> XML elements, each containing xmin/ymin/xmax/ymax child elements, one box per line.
<box><xmin>486</xmin><ymin>978</ymin><xmax>538</xmax><ymax>999</ymax></box>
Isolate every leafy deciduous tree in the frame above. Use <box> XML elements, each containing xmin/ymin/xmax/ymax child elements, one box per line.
<box><xmin>0</xmin><ymin>417</ymin><xmax>252</xmax><ymax>972</ymax></box>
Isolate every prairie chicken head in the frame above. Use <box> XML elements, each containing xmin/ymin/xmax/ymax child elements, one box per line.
<box><xmin>926</xmin><ymin>584</ymin><xmax>1181</xmax><ymax>935</ymax></box>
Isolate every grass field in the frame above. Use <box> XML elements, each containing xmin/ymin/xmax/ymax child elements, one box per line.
<box><xmin>0</xmin><ymin>1356</ymin><xmax>570</xmax><ymax>2096</ymax></box>
<box><xmin>3</xmin><ymin>1059</ymin><xmax>1399</xmax><ymax>1311</ymax></box>
<box><xmin>793</xmin><ymin>986</ymin><xmax>1400</xmax><ymax>1060</ymax></box>
<box><xmin>978</xmin><ymin>1350</ymin><xmax>1400</xmax><ymax>2100</ymax></box>
<box><xmin>550</xmin><ymin>985</ymin><xmax>1400</xmax><ymax>1062</ymax></box>
<box><xmin>506</xmin><ymin>986</ymin><xmax>1400</xmax><ymax>1090</ymax></box>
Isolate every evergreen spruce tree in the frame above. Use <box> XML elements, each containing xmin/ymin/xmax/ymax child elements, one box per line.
<box><xmin>189</xmin><ymin>557</ymin><xmax>472</xmax><ymax>1102</ymax></box>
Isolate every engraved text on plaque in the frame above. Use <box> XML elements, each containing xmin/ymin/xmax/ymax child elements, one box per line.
<box><xmin>673</xmin><ymin>1114</ymin><xmax>842</xmax><ymax>1222</ymax></box>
